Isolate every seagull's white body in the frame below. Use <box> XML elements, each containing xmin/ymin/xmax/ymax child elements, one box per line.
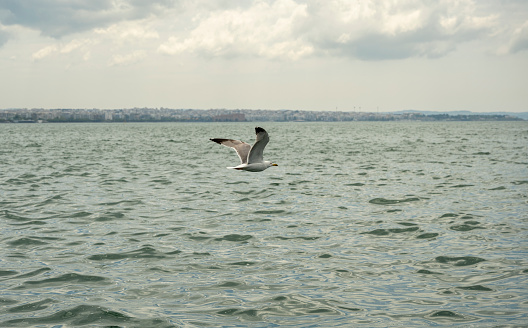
<box><xmin>210</xmin><ymin>127</ymin><xmax>278</xmax><ymax>172</ymax></box>
<box><xmin>228</xmin><ymin>161</ymin><xmax>275</xmax><ymax>172</ymax></box>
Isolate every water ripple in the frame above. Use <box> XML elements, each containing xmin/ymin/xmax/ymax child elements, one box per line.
<box><xmin>14</xmin><ymin>273</ymin><xmax>110</xmax><ymax>290</ymax></box>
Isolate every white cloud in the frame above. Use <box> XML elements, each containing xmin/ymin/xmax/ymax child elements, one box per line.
<box><xmin>95</xmin><ymin>20</ymin><xmax>160</xmax><ymax>43</ymax></box>
<box><xmin>60</xmin><ymin>39</ymin><xmax>93</xmax><ymax>54</ymax></box>
<box><xmin>31</xmin><ymin>38</ymin><xmax>96</xmax><ymax>61</ymax></box>
<box><xmin>155</xmin><ymin>0</ymin><xmax>509</xmax><ymax>61</ymax></box>
<box><xmin>109</xmin><ymin>50</ymin><xmax>146</xmax><ymax>66</ymax></box>
<box><xmin>32</xmin><ymin>44</ymin><xmax>58</xmax><ymax>60</ymax></box>
<box><xmin>300</xmin><ymin>0</ymin><xmax>499</xmax><ymax>60</ymax></box>
<box><xmin>27</xmin><ymin>18</ymin><xmax>159</xmax><ymax>65</ymax></box>
<box><xmin>158</xmin><ymin>0</ymin><xmax>312</xmax><ymax>60</ymax></box>
<box><xmin>507</xmin><ymin>20</ymin><xmax>528</xmax><ymax>53</ymax></box>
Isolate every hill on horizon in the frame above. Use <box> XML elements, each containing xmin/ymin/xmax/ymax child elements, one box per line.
<box><xmin>391</xmin><ymin>110</ymin><xmax>528</xmax><ymax>120</ymax></box>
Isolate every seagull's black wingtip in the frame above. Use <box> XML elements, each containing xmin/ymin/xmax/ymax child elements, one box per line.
<box><xmin>210</xmin><ymin>138</ymin><xmax>224</xmax><ymax>144</ymax></box>
<box><xmin>255</xmin><ymin>127</ymin><xmax>266</xmax><ymax>134</ymax></box>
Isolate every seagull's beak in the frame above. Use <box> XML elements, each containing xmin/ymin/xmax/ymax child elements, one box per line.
<box><xmin>272</xmin><ymin>163</ymin><xmax>278</xmax><ymax>166</ymax></box>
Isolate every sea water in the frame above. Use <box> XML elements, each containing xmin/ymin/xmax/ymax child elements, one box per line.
<box><xmin>1</xmin><ymin>121</ymin><xmax>527</xmax><ymax>327</ymax></box>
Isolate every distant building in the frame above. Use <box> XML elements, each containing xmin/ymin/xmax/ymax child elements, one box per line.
<box><xmin>212</xmin><ymin>113</ymin><xmax>246</xmax><ymax>122</ymax></box>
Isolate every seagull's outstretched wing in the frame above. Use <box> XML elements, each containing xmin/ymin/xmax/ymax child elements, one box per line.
<box><xmin>247</xmin><ymin>127</ymin><xmax>269</xmax><ymax>164</ymax></box>
<box><xmin>210</xmin><ymin>138</ymin><xmax>251</xmax><ymax>164</ymax></box>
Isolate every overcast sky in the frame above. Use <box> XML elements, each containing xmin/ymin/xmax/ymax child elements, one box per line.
<box><xmin>1</xmin><ymin>0</ymin><xmax>527</xmax><ymax>112</ymax></box>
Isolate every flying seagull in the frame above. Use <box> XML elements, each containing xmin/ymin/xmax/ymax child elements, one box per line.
<box><xmin>210</xmin><ymin>127</ymin><xmax>278</xmax><ymax>172</ymax></box>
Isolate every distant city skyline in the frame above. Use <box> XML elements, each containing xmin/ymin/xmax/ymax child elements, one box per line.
<box><xmin>1</xmin><ymin>1</ymin><xmax>527</xmax><ymax>112</ymax></box>
<box><xmin>1</xmin><ymin>108</ymin><xmax>525</xmax><ymax>123</ymax></box>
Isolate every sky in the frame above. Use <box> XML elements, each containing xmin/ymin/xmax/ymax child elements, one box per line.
<box><xmin>0</xmin><ymin>0</ymin><xmax>527</xmax><ymax>113</ymax></box>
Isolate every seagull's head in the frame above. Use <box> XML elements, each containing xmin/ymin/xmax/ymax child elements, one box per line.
<box><xmin>264</xmin><ymin>161</ymin><xmax>278</xmax><ymax>168</ymax></box>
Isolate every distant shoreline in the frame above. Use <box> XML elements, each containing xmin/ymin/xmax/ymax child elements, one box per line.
<box><xmin>1</xmin><ymin>108</ymin><xmax>525</xmax><ymax>123</ymax></box>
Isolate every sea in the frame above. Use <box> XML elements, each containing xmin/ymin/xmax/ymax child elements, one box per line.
<box><xmin>0</xmin><ymin>121</ymin><xmax>527</xmax><ymax>327</ymax></box>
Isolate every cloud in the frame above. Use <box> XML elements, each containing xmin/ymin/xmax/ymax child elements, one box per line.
<box><xmin>32</xmin><ymin>44</ymin><xmax>58</xmax><ymax>60</ymax></box>
<box><xmin>0</xmin><ymin>0</ymin><xmax>175</xmax><ymax>38</ymax></box>
<box><xmin>95</xmin><ymin>20</ymin><xmax>160</xmax><ymax>44</ymax></box>
<box><xmin>156</xmin><ymin>0</ymin><xmax>503</xmax><ymax>61</ymax></box>
<box><xmin>158</xmin><ymin>0</ymin><xmax>312</xmax><ymax>60</ymax></box>
<box><xmin>2</xmin><ymin>0</ymin><xmax>527</xmax><ymax>61</ymax></box>
<box><xmin>28</xmin><ymin>17</ymin><xmax>160</xmax><ymax>63</ymax></box>
<box><xmin>290</xmin><ymin>0</ymin><xmax>498</xmax><ymax>60</ymax></box>
<box><xmin>109</xmin><ymin>50</ymin><xmax>146</xmax><ymax>66</ymax></box>
<box><xmin>507</xmin><ymin>20</ymin><xmax>528</xmax><ymax>53</ymax></box>
<box><xmin>0</xmin><ymin>24</ymin><xmax>10</xmax><ymax>47</ymax></box>
<box><xmin>32</xmin><ymin>38</ymin><xmax>96</xmax><ymax>61</ymax></box>
<box><xmin>302</xmin><ymin>0</ymin><xmax>521</xmax><ymax>60</ymax></box>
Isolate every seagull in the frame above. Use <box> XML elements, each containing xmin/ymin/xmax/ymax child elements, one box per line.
<box><xmin>210</xmin><ymin>127</ymin><xmax>278</xmax><ymax>172</ymax></box>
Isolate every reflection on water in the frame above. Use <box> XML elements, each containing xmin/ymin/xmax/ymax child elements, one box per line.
<box><xmin>1</xmin><ymin>122</ymin><xmax>527</xmax><ymax>327</ymax></box>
